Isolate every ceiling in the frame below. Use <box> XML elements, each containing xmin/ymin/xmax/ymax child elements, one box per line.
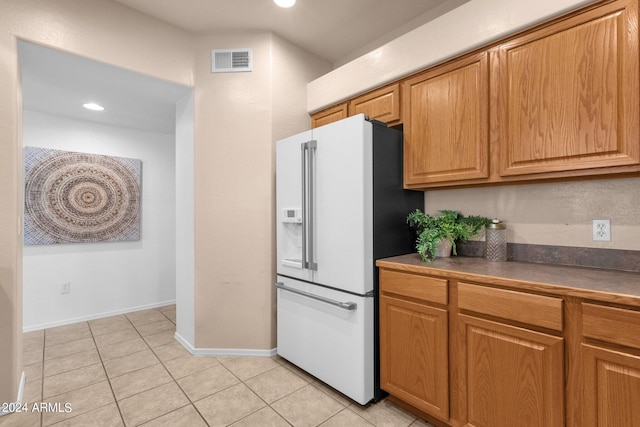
<box><xmin>20</xmin><ymin>1</ymin><xmax>470</xmax><ymax>134</ymax></box>
<box><xmin>112</xmin><ymin>0</ymin><xmax>469</xmax><ymax>65</ymax></box>
<box><xmin>19</xmin><ymin>40</ymin><xmax>191</xmax><ymax>134</ymax></box>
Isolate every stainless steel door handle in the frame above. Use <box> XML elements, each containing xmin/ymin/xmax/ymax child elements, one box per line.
<box><xmin>301</xmin><ymin>143</ymin><xmax>308</xmax><ymax>270</ymax></box>
<box><xmin>301</xmin><ymin>140</ymin><xmax>318</xmax><ymax>272</ymax></box>
<box><xmin>275</xmin><ymin>282</ymin><xmax>357</xmax><ymax>311</ymax></box>
<box><xmin>306</xmin><ymin>140</ymin><xmax>318</xmax><ymax>271</ymax></box>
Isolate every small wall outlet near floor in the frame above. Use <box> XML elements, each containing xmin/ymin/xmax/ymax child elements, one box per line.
<box><xmin>60</xmin><ymin>282</ymin><xmax>71</xmax><ymax>294</ymax></box>
<box><xmin>592</xmin><ymin>219</ymin><xmax>611</xmax><ymax>242</ymax></box>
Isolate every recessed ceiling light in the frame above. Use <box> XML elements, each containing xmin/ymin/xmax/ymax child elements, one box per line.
<box><xmin>83</xmin><ymin>102</ymin><xmax>105</xmax><ymax>111</ymax></box>
<box><xmin>274</xmin><ymin>0</ymin><xmax>295</xmax><ymax>8</ymax></box>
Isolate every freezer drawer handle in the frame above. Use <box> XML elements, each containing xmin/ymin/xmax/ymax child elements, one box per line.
<box><xmin>275</xmin><ymin>282</ymin><xmax>357</xmax><ymax>311</ymax></box>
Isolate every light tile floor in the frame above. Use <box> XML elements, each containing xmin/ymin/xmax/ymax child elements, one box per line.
<box><xmin>0</xmin><ymin>305</ymin><xmax>435</xmax><ymax>427</ymax></box>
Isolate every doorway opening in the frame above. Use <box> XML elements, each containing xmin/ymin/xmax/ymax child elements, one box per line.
<box><xmin>18</xmin><ymin>40</ymin><xmax>194</xmax><ymax>340</ymax></box>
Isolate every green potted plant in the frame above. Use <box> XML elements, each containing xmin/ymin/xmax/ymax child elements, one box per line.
<box><xmin>407</xmin><ymin>209</ymin><xmax>492</xmax><ymax>262</ymax></box>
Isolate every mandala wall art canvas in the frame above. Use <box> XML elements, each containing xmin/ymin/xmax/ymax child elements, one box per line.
<box><xmin>24</xmin><ymin>147</ymin><xmax>142</xmax><ymax>245</ymax></box>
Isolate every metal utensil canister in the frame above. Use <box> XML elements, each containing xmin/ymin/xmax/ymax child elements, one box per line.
<box><xmin>485</xmin><ymin>219</ymin><xmax>507</xmax><ymax>262</ymax></box>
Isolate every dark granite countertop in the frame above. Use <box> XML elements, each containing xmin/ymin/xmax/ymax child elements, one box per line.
<box><xmin>377</xmin><ymin>253</ymin><xmax>640</xmax><ymax>307</ymax></box>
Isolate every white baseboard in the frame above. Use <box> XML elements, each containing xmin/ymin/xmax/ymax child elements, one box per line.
<box><xmin>0</xmin><ymin>371</ymin><xmax>26</xmax><ymax>417</ymax></box>
<box><xmin>22</xmin><ymin>300</ymin><xmax>176</xmax><ymax>332</ymax></box>
<box><xmin>174</xmin><ymin>331</ymin><xmax>277</xmax><ymax>358</ymax></box>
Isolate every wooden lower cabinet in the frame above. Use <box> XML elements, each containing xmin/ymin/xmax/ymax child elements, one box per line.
<box><xmin>581</xmin><ymin>302</ymin><xmax>640</xmax><ymax>427</ymax></box>
<box><xmin>379</xmin><ymin>267</ymin><xmax>566</xmax><ymax>426</ymax></box>
<box><xmin>380</xmin><ymin>294</ymin><xmax>449</xmax><ymax>421</ymax></box>
<box><xmin>378</xmin><ymin>265</ymin><xmax>640</xmax><ymax>427</ymax></box>
<box><xmin>582</xmin><ymin>344</ymin><xmax>640</xmax><ymax>427</ymax></box>
<box><xmin>459</xmin><ymin>314</ymin><xmax>564</xmax><ymax>427</ymax></box>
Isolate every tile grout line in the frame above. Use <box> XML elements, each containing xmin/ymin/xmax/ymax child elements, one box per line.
<box><xmin>147</xmin><ymin>338</ymin><xmax>298</xmax><ymax>426</ymax></box>
<box><xmin>29</xmin><ymin>307</ymin><xmax>421</xmax><ymax>427</ymax></box>
<box><xmin>176</xmin><ymin>357</ymin><xmax>243</xmax><ymax>425</ymax></box>
<box><xmin>89</xmin><ymin>316</ymin><xmax>134</xmax><ymax>427</ymax></box>
<box><xmin>41</xmin><ymin>311</ymin><xmax>297</xmax><ymax>427</ymax></box>
<box><xmin>265</xmin><ymin>380</ymin><xmax>347</xmax><ymax>427</ymax></box>
<box><xmin>112</xmin><ymin>308</ymin><xmax>207</xmax><ymax>426</ymax></box>
<box><xmin>137</xmin><ymin>317</ymin><xmax>211</xmax><ymax>426</ymax></box>
<box><xmin>37</xmin><ymin>310</ymin><xmax>209</xmax><ymax>426</ymax></box>
<box><xmin>123</xmin><ymin>307</ymin><xmax>219</xmax><ymax>426</ymax></box>
<box><xmin>220</xmin><ymin>359</ymin><xmax>285</xmax><ymax>426</ymax></box>
<box><xmin>42</xmin><ymin>322</ymin><xmax>111</xmax><ymax>426</ymax></box>
<box><xmin>192</xmin><ymin>358</ymin><xmax>290</xmax><ymax>427</ymax></box>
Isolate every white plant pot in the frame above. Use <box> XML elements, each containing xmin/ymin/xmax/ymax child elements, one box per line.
<box><xmin>435</xmin><ymin>239</ymin><xmax>453</xmax><ymax>258</ymax></box>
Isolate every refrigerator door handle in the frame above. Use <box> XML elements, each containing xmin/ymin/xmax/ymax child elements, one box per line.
<box><xmin>301</xmin><ymin>143</ymin><xmax>308</xmax><ymax>270</ymax></box>
<box><xmin>275</xmin><ymin>282</ymin><xmax>357</xmax><ymax>311</ymax></box>
<box><xmin>307</xmin><ymin>140</ymin><xmax>318</xmax><ymax>271</ymax></box>
<box><xmin>301</xmin><ymin>140</ymin><xmax>318</xmax><ymax>271</ymax></box>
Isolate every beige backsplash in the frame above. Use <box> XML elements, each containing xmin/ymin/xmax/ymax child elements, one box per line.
<box><xmin>423</xmin><ymin>176</ymin><xmax>640</xmax><ymax>251</ymax></box>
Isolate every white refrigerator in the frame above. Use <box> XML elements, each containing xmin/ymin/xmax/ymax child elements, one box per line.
<box><xmin>275</xmin><ymin>114</ymin><xmax>423</xmax><ymax>405</ymax></box>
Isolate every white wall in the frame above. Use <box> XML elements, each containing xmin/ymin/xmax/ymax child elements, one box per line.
<box><xmin>191</xmin><ymin>32</ymin><xmax>331</xmax><ymax>353</ymax></box>
<box><xmin>22</xmin><ymin>110</ymin><xmax>176</xmax><ymax>330</ymax></box>
<box><xmin>175</xmin><ymin>91</ymin><xmax>195</xmax><ymax>347</ymax></box>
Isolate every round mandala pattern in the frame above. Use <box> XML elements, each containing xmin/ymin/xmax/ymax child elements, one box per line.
<box><xmin>24</xmin><ymin>148</ymin><xmax>141</xmax><ymax>244</ymax></box>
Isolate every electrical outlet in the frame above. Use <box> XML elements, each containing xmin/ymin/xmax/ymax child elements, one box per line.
<box><xmin>60</xmin><ymin>282</ymin><xmax>70</xmax><ymax>294</ymax></box>
<box><xmin>592</xmin><ymin>219</ymin><xmax>611</xmax><ymax>242</ymax></box>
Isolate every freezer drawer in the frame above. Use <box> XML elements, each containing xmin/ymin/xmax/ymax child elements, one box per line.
<box><xmin>276</xmin><ymin>275</ymin><xmax>374</xmax><ymax>405</ymax></box>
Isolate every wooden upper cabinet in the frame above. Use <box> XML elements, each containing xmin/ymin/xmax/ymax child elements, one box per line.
<box><xmin>348</xmin><ymin>83</ymin><xmax>401</xmax><ymax>125</ymax></box>
<box><xmin>403</xmin><ymin>52</ymin><xmax>490</xmax><ymax>188</ymax></box>
<box><xmin>496</xmin><ymin>0</ymin><xmax>640</xmax><ymax>177</ymax></box>
<box><xmin>312</xmin><ymin>84</ymin><xmax>400</xmax><ymax>128</ymax></box>
<box><xmin>310</xmin><ymin>103</ymin><xmax>348</xmax><ymax>128</ymax></box>
<box><xmin>311</xmin><ymin>0</ymin><xmax>640</xmax><ymax>187</ymax></box>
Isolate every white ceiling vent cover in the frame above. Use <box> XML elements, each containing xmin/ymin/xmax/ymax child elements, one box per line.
<box><xmin>211</xmin><ymin>48</ymin><xmax>252</xmax><ymax>73</ymax></box>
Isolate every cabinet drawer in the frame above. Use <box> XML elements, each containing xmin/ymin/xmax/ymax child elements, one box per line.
<box><xmin>380</xmin><ymin>269</ymin><xmax>447</xmax><ymax>305</ymax></box>
<box><xmin>458</xmin><ymin>282</ymin><xmax>563</xmax><ymax>331</ymax></box>
<box><xmin>582</xmin><ymin>303</ymin><xmax>640</xmax><ymax>350</ymax></box>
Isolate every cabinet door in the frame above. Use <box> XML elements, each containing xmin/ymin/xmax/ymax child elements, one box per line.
<box><xmin>581</xmin><ymin>303</ymin><xmax>640</xmax><ymax>427</ymax></box>
<box><xmin>349</xmin><ymin>83</ymin><xmax>400</xmax><ymax>125</ymax></box>
<box><xmin>380</xmin><ymin>294</ymin><xmax>449</xmax><ymax>421</ymax></box>
<box><xmin>582</xmin><ymin>344</ymin><xmax>640</xmax><ymax>427</ymax></box>
<box><xmin>459</xmin><ymin>314</ymin><xmax>564</xmax><ymax>427</ymax></box>
<box><xmin>496</xmin><ymin>0</ymin><xmax>640</xmax><ymax>177</ymax></box>
<box><xmin>311</xmin><ymin>103</ymin><xmax>348</xmax><ymax>128</ymax></box>
<box><xmin>402</xmin><ymin>52</ymin><xmax>489</xmax><ymax>188</ymax></box>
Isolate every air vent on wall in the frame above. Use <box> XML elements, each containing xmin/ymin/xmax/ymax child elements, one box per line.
<box><xmin>211</xmin><ymin>48</ymin><xmax>252</xmax><ymax>73</ymax></box>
